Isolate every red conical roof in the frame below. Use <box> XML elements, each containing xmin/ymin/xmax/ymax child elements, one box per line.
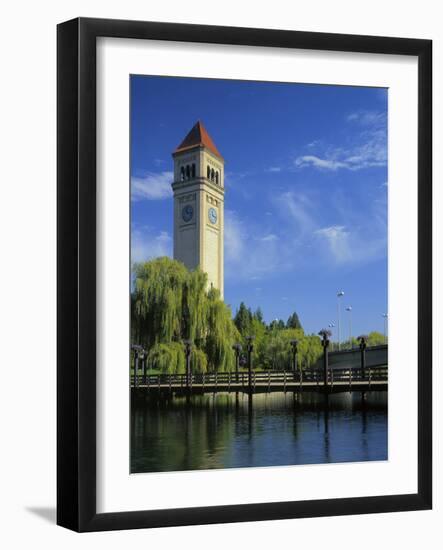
<box><xmin>174</xmin><ymin>121</ymin><xmax>223</xmax><ymax>159</ymax></box>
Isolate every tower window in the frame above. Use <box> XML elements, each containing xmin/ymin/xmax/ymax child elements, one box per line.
<box><xmin>207</xmin><ymin>165</ymin><xmax>210</xmax><ymax>179</ymax></box>
<box><xmin>191</xmin><ymin>164</ymin><xmax>196</xmax><ymax>178</ymax></box>
<box><xmin>180</xmin><ymin>166</ymin><xmax>185</xmax><ymax>181</ymax></box>
<box><xmin>211</xmin><ymin>168</ymin><xmax>215</xmax><ymax>181</ymax></box>
<box><xmin>186</xmin><ymin>165</ymin><xmax>190</xmax><ymax>179</ymax></box>
<box><xmin>215</xmin><ymin>172</ymin><xmax>219</xmax><ymax>185</ymax></box>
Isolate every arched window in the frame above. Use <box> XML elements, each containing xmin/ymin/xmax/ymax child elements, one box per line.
<box><xmin>207</xmin><ymin>165</ymin><xmax>211</xmax><ymax>179</ymax></box>
<box><xmin>211</xmin><ymin>168</ymin><xmax>215</xmax><ymax>181</ymax></box>
<box><xmin>180</xmin><ymin>166</ymin><xmax>185</xmax><ymax>181</ymax></box>
<box><xmin>215</xmin><ymin>172</ymin><xmax>219</xmax><ymax>185</ymax></box>
<box><xmin>186</xmin><ymin>165</ymin><xmax>190</xmax><ymax>179</ymax></box>
<box><xmin>191</xmin><ymin>164</ymin><xmax>196</xmax><ymax>178</ymax></box>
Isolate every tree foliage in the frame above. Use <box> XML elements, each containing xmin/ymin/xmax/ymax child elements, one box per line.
<box><xmin>257</xmin><ymin>328</ymin><xmax>322</xmax><ymax>371</ymax></box>
<box><xmin>286</xmin><ymin>311</ymin><xmax>302</xmax><ymax>330</ymax></box>
<box><xmin>132</xmin><ymin>258</ymin><xmax>380</xmax><ymax>374</ymax></box>
<box><xmin>132</xmin><ymin>258</ymin><xmax>239</xmax><ymax>373</ymax></box>
<box><xmin>367</xmin><ymin>331</ymin><xmax>386</xmax><ymax>346</ymax></box>
<box><xmin>147</xmin><ymin>342</ymin><xmax>185</xmax><ymax>374</ymax></box>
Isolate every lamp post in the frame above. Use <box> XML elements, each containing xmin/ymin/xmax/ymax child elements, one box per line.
<box><xmin>183</xmin><ymin>339</ymin><xmax>193</xmax><ymax>388</ymax></box>
<box><xmin>290</xmin><ymin>339</ymin><xmax>299</xmax><ymax>378</ymax></box>
<box><xmin>328</xmin><ymin>323</ymin><xmax>335</xmax><ymax>351</ymax></box>
<box><xmin>140</xmin><ymin>348</ymin><xmax>147</xmax><ymax>384</ymax></box>
<box><xmin>319</xmin><ymin>329</ymin><xmax>331</xmax><ymax>388</ymax></box>
<box><xmin>232</xmin><ymin>343</ymin><xmax>242</xmax><ymax>383</ymax></box>
<box><xmin>345</xmin><ymin>306</ymin><xmax>353</xmax><ymax>349</ymax></box>
<box><xmin>382</xmin><ymin>313</ymin><xmax>388</xmax><ymax>343</ymax></box>
<box><xmin>245</xmin><ymin>336</ymin><xmax>255</xmax><ymax>393</ymax></box>
<box><xmin>337</xmin><ymin>291</ymin><xmax>345</xmax><ymax>350</ymax></box>
<box><xmin>131</xmin><ymin>344</ymin><xmax>143</xmax><ymax>388</ymax></box>
<box><xmin>358</xmin><ymin>335</ymin><xmax>368</xmax><ymax>379</ymax></box>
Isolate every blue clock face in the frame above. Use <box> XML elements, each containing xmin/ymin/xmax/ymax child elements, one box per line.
<box><xmin>181</xmin><ymin>204</ymin><xmax>194</xmax><ymax>223</ymax></box>
<box><xmin>208</xmin><ymin>207</ymin><xmax>217</xmax><ymax>224</ymax></box>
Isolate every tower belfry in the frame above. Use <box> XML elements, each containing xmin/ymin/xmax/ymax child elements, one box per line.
<box><xmin>171</xmin><ymin>121</ymin><xmax>225</xmax><ymax>297</ymax></box>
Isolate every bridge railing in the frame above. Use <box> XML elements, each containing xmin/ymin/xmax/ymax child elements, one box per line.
<box><xmin>131</xmin><ymin>366</ymin><xmax>387</xmax><ymax>388</ymax></box>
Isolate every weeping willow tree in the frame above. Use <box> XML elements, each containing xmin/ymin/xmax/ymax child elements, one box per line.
<box><xmin>132</xmin><ymin>257</ymin><xmax>238</xmax><ymax>373</ymax></box>
<box><xmin>205</xmin><ymin>287</ymin><xmax>240</xmax><ymax>372</ymax></box>
<box><xmin>133</xmin><ymin>258</ymin><xmax>188</xmax><ymax>348</ymax></box>
<box><xmin>147</xmin><ymin>342</ymin><xmax>186</xmax><ymax>373</ymax></box>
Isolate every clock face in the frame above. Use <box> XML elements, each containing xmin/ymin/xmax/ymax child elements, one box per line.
<box><xmin>208</xmin><ymin>207</ymin><xmax>217</xmax><ymax>224</ymax></box>
<box><xmin>181</xmin><ymin>204</ymin><xmax>194</xmax><ymax>223</ymax></box>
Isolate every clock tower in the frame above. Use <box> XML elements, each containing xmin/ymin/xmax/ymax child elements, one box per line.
<box><xmin>171</xmin><ymin>121</ymin><xmax>225</xmax><ymax>298</ymax></box>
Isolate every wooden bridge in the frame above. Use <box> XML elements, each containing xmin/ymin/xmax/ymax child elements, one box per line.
<box><xmin>131</xmin><ymin>365</ymin><xmax>387</xmax><ymax>396</ymax></box>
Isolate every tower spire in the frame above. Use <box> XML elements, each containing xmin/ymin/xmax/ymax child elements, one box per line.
<box><xmin>173</xmin><ymin>121</ymin><xmax>223</xmax><ymax>159</ymax></box>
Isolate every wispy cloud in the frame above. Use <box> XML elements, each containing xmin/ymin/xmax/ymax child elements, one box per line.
<box><xmin>314</xmin><ymin>225</ymin><xmax>351</xmax><ymax>263</ymax></box>
<box><xmin>224</xmin><ymin>210</ymin><xmax>287</xmax><ymax>280</ymax></box>
<box><xmin>277</xmin><ymin>192</ymin><xmax>316</xmax><ymax>236</ymax></box>
<box><xmin>274</xmin><ymin>189</ymin><xmax>386</xmax><ymax>267</ymax></box>
<box><xmin>295</xmin><ymin>155</ymin><xmax>347</xmax><ymax>171</ymax></box>
<box><xmin>131</xmin><ymin>228</ymin><xmax>172</xmax><ymax>263</ymax></box>
<box><xmin>266</xmin><ymin>166</ymin><xmax>282</xmax><ymax>173</ymax></box>
<box><xmin>260</xmin><ymin>234</ymin><xmax>278</xmax><ymax>242</ymax></box>
<box><xmin>294</xmin><ymin>110</ymin><xmax>387</xmax><ymax>172</ymax></box>
<box><xmin>131</xmin><ymin>171</ymin><xmax>173</xmax><ymax>200</ymax></box>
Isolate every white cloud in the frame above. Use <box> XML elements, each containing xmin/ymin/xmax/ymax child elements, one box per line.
<box><xmin>274</xmin><ymin>189</ymin><xmax>386</xmax><ymax>268</ymax></box>
<box><xmin>315</xmin><ymin>225</ymin><xmax>351</xmax><ymax>264</ymax></box>
<box><xmin>295</xmin><ymin>155</ymin><xmax>348</xmax><ymax>171</ymax></box>
<box><xmin>260</xmin><ymin>234</ymin><xmax>278</xmax><ymax>242</ymax></box>
<box><xmin>224</xmin><ymin>210</ymin><xmax>287</xmax><ymax>280</ymax></box>
<box><xmin>266</xmin><ymin>166</ymin><xmax>282</xmax><ymax>173</ymax></box>
<box><xmin>131</xmin><ymin>229</ymin><xmax>172</xmax><ymax>263</ymax></box>
<box><xmin>295</xmin><ymin>110</ymin><xmax>387</xmax><ymax>172</ymax></box>
<box><xmin>277</xmin><ymin>192</ymin><xmax>315</xmax><ymax>236</ymax></box>
<box><xmin>346</xmin><ymin>110</ymin><xmax>385</xmax><ymax>126</ymax></box>
<box><xmin>224</xmin><ymin>210</ymin><xmax>245</xmax><ymax>264</ymax></box>
<box><xmin>131</xmin><ymin>171</ymin><xmax>173</xmax><ymax>200</ymax></box>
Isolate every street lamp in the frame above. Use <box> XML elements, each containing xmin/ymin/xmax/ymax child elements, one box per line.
<box><xmin>345</xmin><ymin>306</ymin><xmax>352</xmax><ymax>349</ymax></box>
<box><xmin>183</xmin><ymin>339</ymin><xmax>193</xmax><ymax>387</ymax></box>
<box><xmin>232</xmin><ymin>343</ymin><xmax>242</xmax><ymax>382</ymax></box>
<box><xmin>290</xmin><ymin>339</ymin><xmax>299</xmax><ymax>376</ymax></box>
<box><xmin>245</xmin><ymin>336</ymin><xmax>255</xmax><ymax>391</ymax></box>
<box><xmin>318</xmin><ymin>329</ymin><xmax>332</xmax><ymax>387</ymax></box>
<box><xmin>131</xmin><ymin>344</ymin><xmax>144</xmax><ymax>387</ymax></box>
<box><xmin>328</xmin><ymin>323</ymin><xmax>335</xmax><ymax>350</ymax></box>
<box><xmin>382</xmin><ymin>313</ymin><xmax>388</xmax><ymax>343</ymax></box>
<box><xmin>357</xmin><ymin>335</ymin><xmax>368</xmax><ymax>379</ymax></box>
<box><xmin>337</xmin><ymin>291</ymin><xmax>345</xmax><ymax>350</ymax></box>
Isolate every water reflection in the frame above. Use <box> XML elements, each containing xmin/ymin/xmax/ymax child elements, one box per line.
<box><xmin>131</xmin><ymin>391</ymin><xmax>387</xmax><ymax>473</ymax></box>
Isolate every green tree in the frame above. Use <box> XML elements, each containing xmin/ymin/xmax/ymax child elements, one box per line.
<box><xmin>133</xmin><ymin>257</ymin><xmax>188</xmax><ymax>348</ymax></box>
<box><xmin>367</xmin><ymin>331</ymin><xmax>386</xmax><ymax>346</ymax></box>
<box><xmin>205</xmin><ymin>287</ymin><xmax>240</xmax><ymax>371</ymax></box>
<box><xmin>286</xmin><ymin>311</ymin><xmax>302</xmax><ymax>330</ymax></box>
<box><xmin>147</xmin><ymin>342</ymin><xmax>185</xmax><ymax>374</ymax></box>
<box><xmin>253</xmin><ymin>307</ymin><xmax>264</xmax><ymax>324</ymax></box>
<box><xmin>133</xmin><ymin>258</ymin><xmax>240</xmax><ymax>372</ymax></box>
<box><xmin>233</xmin><ymin>302</ymin><xmax>253</xmax><ymax>337</ymax></box>
<box><xmin>268</xmin><ymin>319</ymin><xmax>285</xmax><ymax>331</ymax></box>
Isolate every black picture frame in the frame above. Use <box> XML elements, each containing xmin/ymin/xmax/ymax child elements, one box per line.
<box><xmin>57</xmin><ymin>17</ymin><xmax>432</xmax><ymax>532</ymax></box>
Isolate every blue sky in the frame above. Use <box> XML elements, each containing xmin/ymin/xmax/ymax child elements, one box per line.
<box><xmin>131</xmin><ymin>75</ymin><xmax>388</xmax><ymax>338</ymax></box>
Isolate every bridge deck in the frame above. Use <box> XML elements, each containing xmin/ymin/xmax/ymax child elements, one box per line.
<box><xmin>132</xmin><ymin>367</ymin><xmax>387</xmax><ymax>395</ymax></box>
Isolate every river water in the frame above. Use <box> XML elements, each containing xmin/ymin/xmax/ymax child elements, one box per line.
<box><xmin>131</xmin><ymin>391</ymin><xmax>387</xmax><ymax>473</ymax></box>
